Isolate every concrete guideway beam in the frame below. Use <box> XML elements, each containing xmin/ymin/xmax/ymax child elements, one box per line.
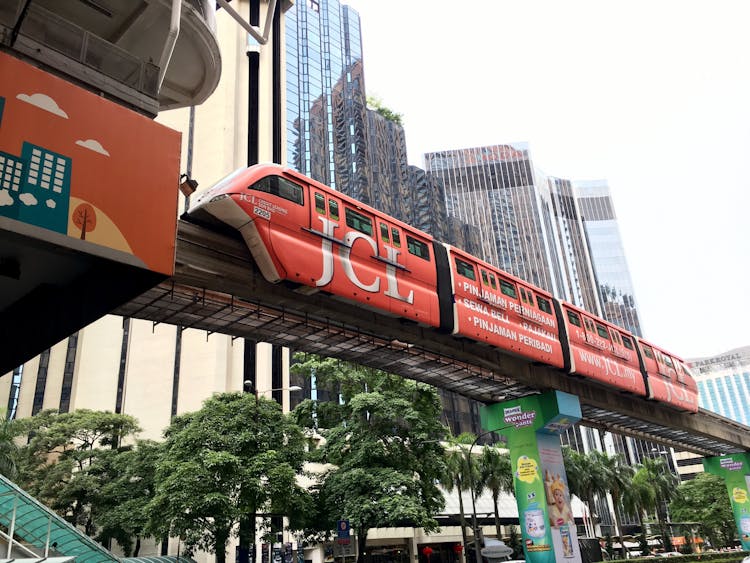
<box><xmin>113</xmin><ymin>220</ymin><xmax>750</xmax><ymax>456</ymax></box>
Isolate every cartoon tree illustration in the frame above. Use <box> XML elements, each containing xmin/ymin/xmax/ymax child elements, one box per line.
<box><xmin>73</xmin><ymin>203</ymin><xmax>97</xmax><ymax>240</ymax></box>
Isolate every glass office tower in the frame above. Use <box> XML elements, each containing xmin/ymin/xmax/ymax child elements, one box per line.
<box><xmin>689</xmin><ymin>346</ymin><xmax>750</xmax><ymax>425</ymax></box>
<box><xmin>425</xmin><ymin>143</ymin><xmax>564</xmax><ymax>295</ymax></box>
<box><xmin>548</xmin><ymin>176</ymin><xmax>602</xmax><ymax>314</ymax></box>
<box><xmin>285</xmin><ymin>0</ymin><xmax>369</xmax><ymax>199</ymax></box>
<box><xmin>574</xmin><ymin>180</ymin><xmax>643</xmax><ymax>336</ymax></box>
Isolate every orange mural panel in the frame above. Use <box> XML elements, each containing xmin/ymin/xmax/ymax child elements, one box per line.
<box><xmin>0</xmin><ymin>52</ymin><xmax>181</xmax><ymax>275</ymax></box>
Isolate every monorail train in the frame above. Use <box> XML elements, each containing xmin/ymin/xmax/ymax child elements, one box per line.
<box><xmin>187</xmin><ymin>163</ymin><xmax>699</xmax><ymax>413</ymax></box>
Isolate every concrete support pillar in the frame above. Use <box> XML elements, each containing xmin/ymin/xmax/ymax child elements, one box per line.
<box><xmin>480</xmin><ymin>390</ymin><xmax>583</xmax><ymax>563</ymax></box>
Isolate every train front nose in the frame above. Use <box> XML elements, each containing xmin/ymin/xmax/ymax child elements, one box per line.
<box><xmin>187</xmin><ymin>192</ymin><xmax>255</xmax><ymax>232</ymax></box>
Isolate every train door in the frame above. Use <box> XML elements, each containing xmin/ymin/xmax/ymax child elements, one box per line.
<box><xmin>332</xmin><ymin>203</ymin><xmax>385</xmax><ymax>308</ymax></box>
<box><xmin>375</xmin><ymin>219</ymin><xmax>438</xmax><ymax>326</ymax></box>
<box><xmin>606</xmin><ymin>328</ymin><xmax>645</xmax><ymax>394</ymax></box>
<box><xmin>283</xmin><ymin>186</ymin><xmax>343</xmax><ymax>290</ymax></box>
<box><xmin>575</xmin><ymin>312</ymin><xmax>615</xmax><ymax>386</ymax></box>
<box><xmin>660</xmin><ymin>351</ymin><xmax>690</xmax><ymax>408</ymax></box>
<box><xmin>639</xmin><ymin>342</ymin><xmax>670</xmax><ymax>403</ymax></box>
<box><xmin>674</xmin><ymin>361</ymin><xmax>699</xmax><ymax>412</ymax></box>
<box><xmin>514</xmin><ymin>283</ymin><xmax>563</xmax><ymax>368</ymax></box>
<box><xmin>252</xmin><ymin>173</ymin><xmax>311</xmax><ymax>283</ymax></box>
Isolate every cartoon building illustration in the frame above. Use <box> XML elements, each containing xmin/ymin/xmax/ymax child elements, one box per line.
<box><xmin>0</xmin><ymin>142</ymin><xmax>72</xmax><ymax>235</ymax></box>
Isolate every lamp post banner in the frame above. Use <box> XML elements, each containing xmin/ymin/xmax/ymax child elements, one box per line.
<box><xmin>703</xmin><ymin>453</ymin><xmax>750</xmax><ymax>550</ymax></box>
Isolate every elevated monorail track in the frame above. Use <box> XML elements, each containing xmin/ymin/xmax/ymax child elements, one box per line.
<box><xmin>113</xmin><ymin>220</ymin><xmax>750</xmax><ymax>456</ymax></box>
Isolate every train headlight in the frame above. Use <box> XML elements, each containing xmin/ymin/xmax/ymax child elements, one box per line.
<box><xmin>209</xmin><ymin>194</ymin><xmax>231</xmax><ymax>203</ymax></box>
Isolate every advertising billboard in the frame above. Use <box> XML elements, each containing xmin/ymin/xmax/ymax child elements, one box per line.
<box><xmin>0</xmin><ymin>52</ymin><xmax>181</xmax><ymax>276</ymax></box>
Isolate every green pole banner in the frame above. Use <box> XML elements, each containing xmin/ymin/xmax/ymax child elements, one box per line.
<box><xmin>481</xmin><ymin>391</ymin><xmax>582</xmax><ymax>563</ymax></box>
<box><xmin>703</xmin><ymin>453</ymin><xmax>750</xmax><ymax>550</ymax></box>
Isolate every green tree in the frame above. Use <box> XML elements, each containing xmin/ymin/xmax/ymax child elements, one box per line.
<box><xmin>366</xmin><ymin>96</ymin><xmax>403</xmax><ymax>125</ymax></box>
<box><xmin>599</xmin><ymin>453</ymin><xmax>634</xmax><ymax>559</ymax></box>
<box><xmin>90</xmin><ymin>440</ymin><xmax>162</xmax><ymax>556</ymax></box>
<box><xmin>670</xmin><ymin>472</ymin><xmax>735</xmax><ymax>548</ymax></box>
<box><xmin>479</xmin><ymin>445</ymin><xmax>513</xmax><ymax>541</ymax></box>
<box><xmin>641</xmin><ymin>457</ymin><xmax>679</xmax><ymax>551</ymax></box>
<box><xmin>507</xmin><ymin>525</ymin><xmax>522</xmax><ymax>559</ymax></box>
<box><xmin>16</xmin><ymin>409</ymin><xmax>141</xmax><ymax>535</ymax></box>
<box><xmin>440</xmin><ymin>433</ymin><xmax>478</xmax><ymax>553</ymax></box>
<box><xmin>293</xmin><ymin>356</ymin><xmax>446</xmax><ymax>563</ymax></box>
<box><xmin>0</xmin><ymin>412</ymin><xmax>21</xmax><ymax>479</ymax></box>
<box><xmin>147</xmin><ymin>392</ymin><xmax>310</xmax><ymax>563</ymax></box>
<box><xmin>562</xmin><ymin>447</ymin><xmax>607</xmax><ymax>537</ymax></box>
<box><xmin>622</xmin><ymin>467</ymin><xmax>657</xmax><ymax>556</ymax></box>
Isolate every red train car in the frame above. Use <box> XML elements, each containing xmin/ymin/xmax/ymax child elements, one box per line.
<box><xmin>637</xmin><ymin>339</ymin><xmax>699</xmax><ymax>412</ymax></box>
<box><xmin>557</xmin><ymin>301</ymin><xmax>646</xmax><ymax>396</ymax></box>
<box><xmin>189</xmin><ymin>163</ymin><xmax>699</xmax><ymax>412</ymax></box>
<box><xmin>447</xmin><ymin>246</ymin><xmax>564</xmax><ymax>368</ymax></box>
<box><xmin>189</xmin><ymin>164</ymin><xmax>442</xmax><ymax>328</ymax></box>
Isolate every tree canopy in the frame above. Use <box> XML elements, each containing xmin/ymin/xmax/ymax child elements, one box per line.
<box><xmin>292</xmin><ymin>355</ymin><xmax>446</xmax><ymax>563</ymax></box>
<box><xmin>147</xmin><ymin>392</ymin><xmax>310</xmax><ymax>563</ymax></box>
<box><xmin>16</xmin><ymin>409</ymin><xmax>141</xmax><ymax>536</ymax></box>
<box><xmin>670</xmin><ymin>472</ymin><xmax>736</xmax><ymax>548</ymax></box>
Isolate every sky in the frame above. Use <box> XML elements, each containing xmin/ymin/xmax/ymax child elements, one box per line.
<box><xmin>344</xmin><ymin>0</ymin><xmax>750</xmax><ymax>360</ymax></box>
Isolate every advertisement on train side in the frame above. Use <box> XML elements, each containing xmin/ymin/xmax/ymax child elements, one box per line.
<box><xmin>703</xmin><ymin>453</ymin><xmax>750</xmax><ymax>550</ymax></box>
<box><xmin>0</xmin><ymin>52</ymin><xmax>181</xmax><ymax>276</ymax></box>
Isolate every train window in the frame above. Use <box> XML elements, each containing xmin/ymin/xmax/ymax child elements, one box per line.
<box><xmin>481</xmin><ymin>270</ymin><xmax>490</xmax><ymax>287</ymax></box>
<box><xmin>489</xmin><ymin>273</ymin><xmax>497</xmax><ymax>290</ymax></box>
<box><xmin>642</xmin><ymin>345</ymin><xmax>654</xmax><ymax>359</ymax></box>
<box><xmin>566</xmin><ymin>310</ymin><xmax>581</xmax><ymax>327</ymax></box>
<box><xmin>622</xmin><ymin>335</ymin><xmax>635</xmax><ymax>350</ymax></box>
<box><xmin>251</xmin><ymin>176</ymin><xmax>304</xmax><ymax>205</ymax></box>
<box><xmin>391</xmin><ymin>228</ymin><xmax>401</xmax><ymax>248</ymax></box>
<box><xmin>345</xmin><ymin>208</ymin><xmax>373</xmax><ymax>236</ymax></box>
<box><xmin>536</xmin><ymin>296</ymin><xmax>552</xmax><ymax>314</ymax></box>
<box><xmin>596</xmin><ymin>324</ymin><xmax>610</xmax><ymax>339</ymax></box>
<box><xmin>500</xmin><ymin>279</ymin><xmax>517</xmax><ymax>299</ymax></box>
<box><xmin>314</xmin><ymin>193</ymin><xmax>325</xmax><ymax>214</ymax></box>
<box><xmin>455</xmin><ymin>258</ymin><xmax>476</xmax><ymax>280</ymax></box>
<box><xmin>329</xmin><ymin>199</ymin><xmax>339</xmax><ymax>220</ymax></box>
<box><xmin>663</xmin><ymin>355</ymin><xmax>674</xmax><ymax>368</ymax></box>
<box><xmin>519</xmin><ymin>288</ymin><xmax>527</xmax><ymax>304</ymax></box>
<box><xmin>380</xmin><ymin>223</ymin><xmax>390</xmax><ymax>243</ymax></box>
<box><xmin>407</xmin><ymin>236</ymin><xmax>430</xmax><ymax>260</ymax></box>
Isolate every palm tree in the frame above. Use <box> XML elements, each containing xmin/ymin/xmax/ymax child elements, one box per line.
<box><xmin>622</xmin><ymin>466</ymin><xmax>657</xmax><ymax>555</ymax></box>
<box><xmin>440</xmin><ymin>433</ymin><xmax>477</xmax><ymax>553</ymax></box>
<box><xmin>563</xmin><ymin>447</ymin><xmax>608</xmax><ymax>537</ymax></box>
<box><xmin>480</xmin><ymin>445</ymin><xmax>513</xmax><ymax>539</ymax></box>
<box><xmin>641</xmin><ymin>456</ymin><xmax>679</xmax><ymax>551</ymax></box>
<box><xmin>599</xmin><ymin>453</ymin><xmax>635</xmax><ymax>559</ymax></box>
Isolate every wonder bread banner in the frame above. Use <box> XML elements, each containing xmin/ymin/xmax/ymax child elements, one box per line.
<box><xmin>703</xmin><ymin>453</ymin><xmax>750</xmax><ymax>550</ymax></box>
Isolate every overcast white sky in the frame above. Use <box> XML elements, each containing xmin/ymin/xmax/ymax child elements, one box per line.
<box><xmin>344</xmin><ymin>0</ymin><xmax>750</xmax><ymax>360</ymax></box>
